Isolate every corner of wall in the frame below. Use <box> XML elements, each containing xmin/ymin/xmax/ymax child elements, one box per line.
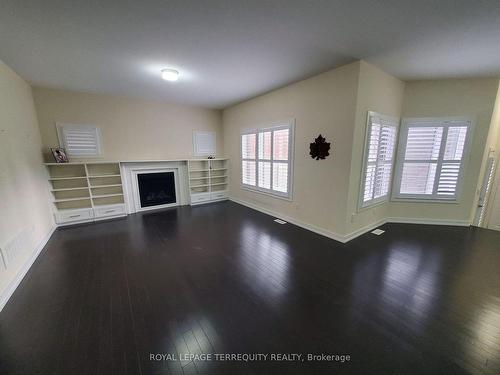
<box><xmin>343</xmin><ymin>61</ymin><xmax>405</xmax><ymax>237</ymax></box>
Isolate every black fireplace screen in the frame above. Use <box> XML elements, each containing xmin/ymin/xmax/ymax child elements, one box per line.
<box><xmin>137</xmin><ymin>172</ymin><xmax>176</xmax><ymax>208</ymax></box>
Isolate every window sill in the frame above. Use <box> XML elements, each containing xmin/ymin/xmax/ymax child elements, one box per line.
<box><xmin>390</xmin><ymin>197</ymin><xmax>460</xmax><ymax>204</ymax></box>
<box><xmin>241</xmin><ymin>185</ymin><xmax>292</xmax><ymax>201</ymax></box>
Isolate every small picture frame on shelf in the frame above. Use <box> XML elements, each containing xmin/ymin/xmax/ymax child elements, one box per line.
<box><xmin>50</xmin><ymin>147</ymin><xmax>69</xmax><ymax>163</ymax></box>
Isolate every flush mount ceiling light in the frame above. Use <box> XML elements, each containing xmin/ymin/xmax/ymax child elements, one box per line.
<box><xmin>161</xmin><ymin>68</ymin><xmax>179</xmax><ymax>82</ymax></box>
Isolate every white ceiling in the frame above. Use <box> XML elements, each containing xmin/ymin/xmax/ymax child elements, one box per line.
<box><xmin>1</xmin><ymin>0</ymin><xmax>499</xmax><ymax>109</ymax></box>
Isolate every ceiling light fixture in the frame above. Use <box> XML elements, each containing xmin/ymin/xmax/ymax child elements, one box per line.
<box><xmin>161</xmin><ymin>68</ymin><xmax>179</xmax><ymax>82</ymax></box>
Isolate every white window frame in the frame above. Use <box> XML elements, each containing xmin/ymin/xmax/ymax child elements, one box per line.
<box><xmin>241</xmin><ymin>119</ymin><xmax>295</xmax><ymax>200</ymax></box>
<box><xmin>392</xmin><ymin>116</ymin><xmax>474</xmax><ymax>202</ymax></box>
<box><xmin>358</xmin><ymin>111</ymin><xmax>400</xmax><ymax>210</ymax></box>
<box><xmin>56</xmin><ymin>123</ymin><xmax>103</xmax><ymax>158</ymax></box>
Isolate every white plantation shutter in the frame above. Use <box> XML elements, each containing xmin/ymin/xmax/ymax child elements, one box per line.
<box><xmin>242</xmin><ymin>160</ymin><xmax>256</xmax><ymax>186</ymax></box>
<box><xmin>242</xmin><ymin>134</ymin><xmax>256</xmax><ymax>186</ymax></box>
<box><xmin>271</xmin><ymin>127</ymin><xmax>290</xmax><ymax>193</ymax></box>
<box><xmin>400</xmin><ymin>163</ymin><xmax>437</xmax><ymax>194</ymax></box>
<box><xmin>272</xmin><ymin>163</ymin><xmax>288</xmax><ymax>192</ymax></box>
<box><xmin>193</xmin><ymin>131</ymin><xmax>216</xmax><ymax>156</ymax></box>
<box><xmin>258</xmin><ymin>162</ymin><xmax>271</xmax><ymax>189</ymax></box>
<box><xmin>437</xmin><ymin>126</ymin><xmax>468</xmax><ymax>196</ymax></box>
<box><xmin>399</xmin><ymin>126</ymin><xmax>442</xmax><ymax>195</ymax></box>
<box><xmin>258</xmin><ymin>131</ymin><xmax>271</xmax><ymax>160</ymax></box>
<box><xmin>241</xmin><ymin>121</ymin><xmax>294</xmax><ymax>198</ymax></box>
<box><xmin>476</xmin><ymin>157</ymin><xmax>496</xmax><ymax>226</ymax></box>
<box><xmin>394</xmin><ymin>118</ymin><xmax>471</xmax><ymax>200</ymax></box>
<box><xmin>242</xmin><ymin>133</ymin><xmax>256</xmax><ymax>159</ymax></box>
<box><xmin>57</xmin><ymin>124</ymin><xmax>102</xmax><ymax>157</ymax></box>
<box><xmin>360</xmin><ymin>112</ymin><xmax>398</xmax><ymax>208</ymax></box>
<box><xmin>273</xmin><ymin>129</ymin><xmax>289</xmax><ymax>160</ymax></box>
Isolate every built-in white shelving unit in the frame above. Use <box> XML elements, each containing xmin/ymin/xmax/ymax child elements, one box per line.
<box><xmin>45</xmin><ymin>162</ymin><xmax>126</xmax><ymax>225</ymax></box>
<box><xmin>45</xmin><ymin>158</ymin><xmax>229</xmax><ymax>225</ymax></box>
<box><xmin>188</xmin><ymin>159</ymin><xmax>228</xmax><ymax>205</ymax></box>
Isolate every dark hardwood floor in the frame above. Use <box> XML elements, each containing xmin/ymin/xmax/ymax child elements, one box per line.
<box><xmin>1</xmin><ymin>201</ymin><xmax>500</xmax><ymax>374</ymax></box>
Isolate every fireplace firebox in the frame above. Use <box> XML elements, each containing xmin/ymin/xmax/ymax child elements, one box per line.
<box><xmin>137</xmin><ymin>172</ymin><xmax>176</xmax><ymax>208</ymax></box>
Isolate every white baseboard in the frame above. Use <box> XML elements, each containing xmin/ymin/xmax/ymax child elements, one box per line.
<box><xmin>229</xmin><ymin>197</ymin><xmax>471</xmax><ymax>244</ymax></box>
<box><xmin>342</xmin><ymin>218</ymin><xmax>388</xmax><ymax>242</ymax></box>
<box><xmin>0</xmin><ymin>225</ymin><xmax>57</xmax><ymax>312</ymax></box>
<box><xmin>386</xmin><ymin>217</ymin><xmax>470</xmax><ymax>226</ymax></box>
<box><xmin>229</xmin><ymin>197</ymin><xmax>349</xmax><ymax>243</ymax></box>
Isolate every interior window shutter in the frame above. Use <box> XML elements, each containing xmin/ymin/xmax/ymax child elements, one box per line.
<box><xmin>374</xmin><ymin>122</ymin><xmax>396</xmax><ymax>198</ymax></box>
<box><xmin>271</xmin><ymin>128</ymin><xmax>290</xmax><ymax>193</ymax></box>
<box><xmin>399</xmin><ymin>126</ymin><xmax>443</xmax><ymax>195</ymax></box>
<box><xmin>437</xmin><ymin>125</ymin><xmax>468</xmax><ymax>197</ymax></box>
<box><xmin>257</xmin><ymin>131</ymin><xmax>272</xmax><ymax>189</ymax></box>
<box><xmin>361</xmin><ymin>112</ymin><xmax>398</xmax><ymax>208</ymax></box>
<box><xmin>193</xmin><ymin>131</ymin><xmax>216</xmax><ymax>156</ymax></box>
<box><xmin>242</xmin><ymin>133</ymin><xmax>257</xmax><ymax>186</ymax></box>
<box><xmin>59</xmin><ymin>124</ymin><xmax>102</xmax><ymax>157</ymax></box>
<box><xmin>395</xmin><ymin>118</ymin><xmax>471</xmax><ymax>200</ymax></box>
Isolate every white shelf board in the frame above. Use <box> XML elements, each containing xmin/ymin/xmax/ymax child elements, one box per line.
<box><xmin>53</xmin><ymin>197</ymin><xmax>91</xmax><ymax>203</ymax></box>
<box><xmin>189</xmin><ymin>169</ymin><xmax>209</xmax><ymax>172</ymax></box>
<box><xmin>211</xmin><ymin>168</ymin><xmax>227</xmax><ymax>171</ymax></box>
<box><xmin>90</xmin><ymin>184</ymin><xmax>123</xmax><ymax>188</ymax></box>
<box><xmin>86</xmin><ymin>162</ymin><xmax>120</xmax><ymax>165</ymax></box>
<box><xmin>190</xmin><ymin>184</ymin><xmax>210</xmax><ymax>188</ymax></box>
<box><xmin>44</xmin><ymin>163</ymin><xmax>85</xmax><ymax>166</ymax></box>
<box><xmin>51</xmin><ymin>187</ymin><xmax>89</xmax><ymax>192</ymax></box>
<box><xmin>45</xmin><ymin>158</ymin><xmax>227</xmax><ymax>166</ymax></box>
<box><xmin>91</xmin><ymin>193</ymin><xmax>124</xmax><ymax>199</ymax></box>
<box><xmin>189</xmin><ymin>176</ymin><xmax>210</xmax><ymax>180</ymax></box>
<box><xmin>49</xmin><ymin>176</ymin><xmax>87</xmax><ymax>181</ymax></box>
<box><xmin>210</xmin><ymin>182</ymin><xmax>228</xmax><ymax>186</ymax></box>
<box><xmin>88</xmin><ymin>174</ymin><xmax>121</xmax><ymax>178</ymax></box>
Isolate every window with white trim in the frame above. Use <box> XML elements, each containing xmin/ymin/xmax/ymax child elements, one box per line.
<box><xmin>359</xmin><ymin>112</ymin><xmax>399</xmax><ymax>208</ymax></box>
<box><xmin>241</xmin><ymin>121</ymin><xmax>294</xmax><ymax>198</ymax></box>
<box><xmin>393</xmin><ymin>118</ymin><xmax>472</xmax><ymax>201</ymax></box>
<box><xmin>57</xmin><ymin>123</ymin><xmax>102</xmax><ymax>157</ymax></box>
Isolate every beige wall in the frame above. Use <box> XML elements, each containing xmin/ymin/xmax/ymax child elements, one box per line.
<box><xmin>0</xmin><ymin>61</ymin><xmax>54</xmax><ymax>302</ymax></box>
<box><xmin>390</xmin><ymin>78</ymin><xmax>499</xmax><ymax>223</ymax></box>
<box><xmin>222</xmin><ymin>61</ymin><xmax>499</xmax><ymax>239</ymax></box>
<box><xmin>33</xmin><ymin>87</ymin><xmax>223</xmax><ymax>162</ymax></box>
<box><xmin>223</xmin><ymin>62</ymin><xmax>360</xmax><ymax>237</ymax></box>
<box><xmin>345</xmin><ymin>61</ymin><xmax>405</xmax><ymax>234</ymax></box>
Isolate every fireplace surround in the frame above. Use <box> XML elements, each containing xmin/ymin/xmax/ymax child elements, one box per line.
<box><xmin>121</xmin><ymin>161</ymin><xmax>189</xmax><ymax>213</ymax></box>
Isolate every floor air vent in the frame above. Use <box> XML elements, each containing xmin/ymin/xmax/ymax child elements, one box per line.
<box><xmin>274</xmin><ymin>219</ymin><xmax>287</xmax><ymax>225</ymax></box>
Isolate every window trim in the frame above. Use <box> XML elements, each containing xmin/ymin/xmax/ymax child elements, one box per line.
<box><xmin>240</xmin><ymin>119</ymin><xmax>295</xmax><ymax>200</ymax></box>
<box><xmin>56</xmin><ymin>123</ymin><xmax>103</xmax><ymax>158</ymax></box>
<box><xmin>391</xmin><ymin>116</ymin><xmax>474</xmax><ymax>203</ymax></box>
<box><xmin>358</xmin><ymin>111</ymin><xmax>400</xmax><ymax>211</ymax></box>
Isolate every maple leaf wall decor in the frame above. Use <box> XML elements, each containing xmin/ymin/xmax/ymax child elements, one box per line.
<box><xmin>309</xmin><ymin>135</ymin><xmax>331</xmax><ymax>160</ymax></box>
